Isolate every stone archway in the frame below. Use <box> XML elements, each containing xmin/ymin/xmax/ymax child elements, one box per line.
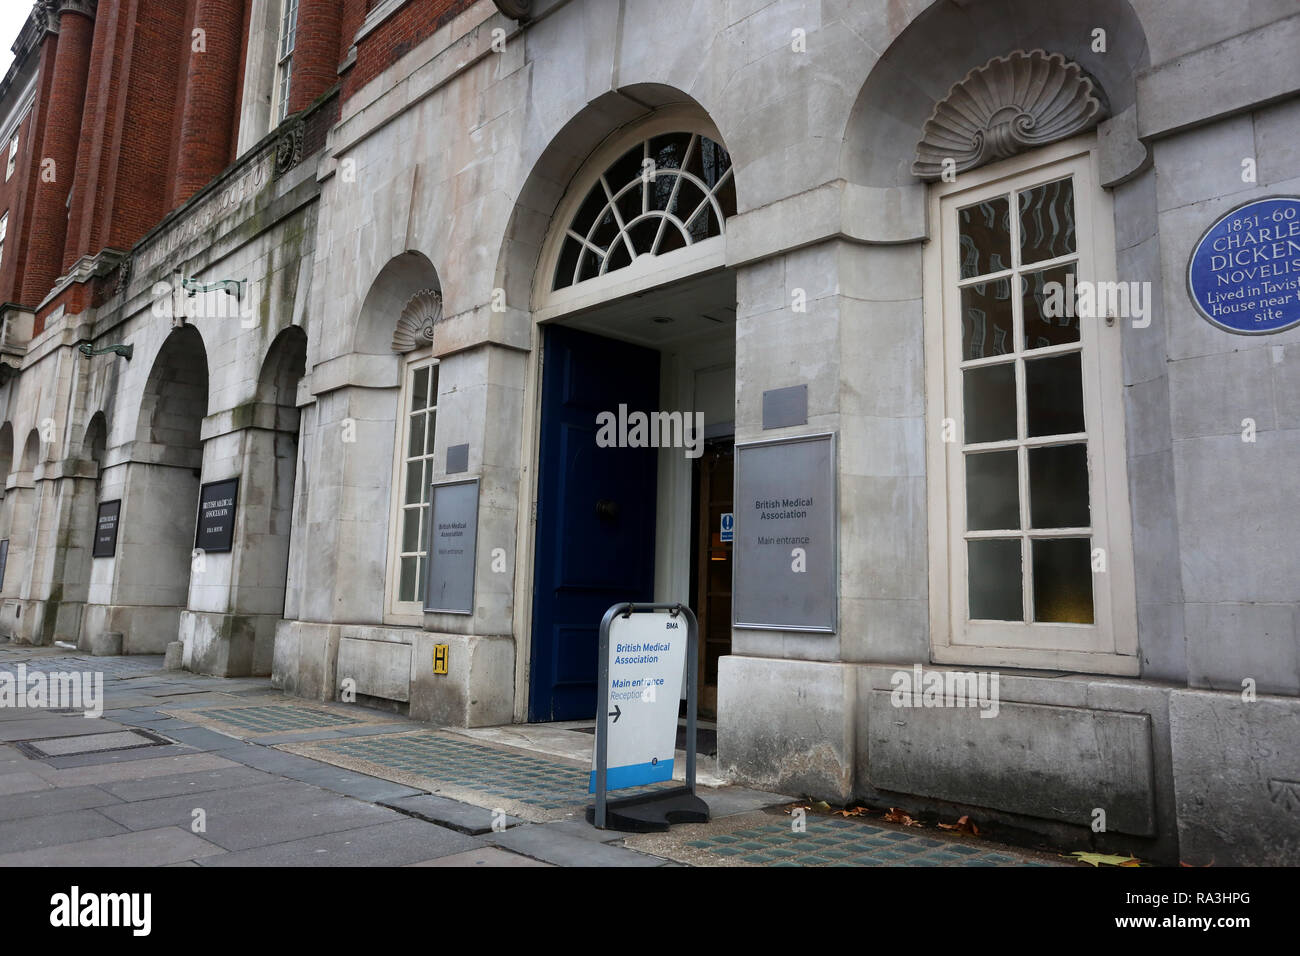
<box><xmin>82</xmin><ymin>325</ymin><xmax>210</xmax><ymax>654</ymax></box>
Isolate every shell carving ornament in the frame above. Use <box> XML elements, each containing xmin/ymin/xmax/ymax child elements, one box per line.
<box><xmin>912</xmin><ymin>50</ymin><xmax>1106</xmax><ymax>180</ymax></box>
<box><xmin>392</xmin><ymin>289</ymin><xmax>442</xmax><ymax>353</ymax></box>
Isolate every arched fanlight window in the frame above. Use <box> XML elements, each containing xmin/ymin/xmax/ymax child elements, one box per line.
<box><xmin>553</xmin><ymin>132</ymin><xmax>735</xmax><ymax>291</ymax></box>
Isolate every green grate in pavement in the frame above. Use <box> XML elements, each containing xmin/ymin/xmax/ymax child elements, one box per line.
<box><xmin>310</xmin><ymin>732</ymin><xmax>667</xmax><ymax>811</ymax></box>
<box><xmin>683</xmin><ymin>819</ymin><xmax>1059</xmax><ymax>867</ymax></box>
<box><xmin>189</xmin><ymin>705</ymin><xmax>363</xmax><ymax>733</ymax></box>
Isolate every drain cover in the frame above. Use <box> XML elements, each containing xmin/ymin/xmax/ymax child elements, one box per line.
<box><xmin>16</xmin><ymin>728</ymin><xmax>172</xmax><ymax>759</ymax></box>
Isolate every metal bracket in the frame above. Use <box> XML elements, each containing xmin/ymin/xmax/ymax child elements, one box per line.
<box><xmin>77</xmin><ymin>342</ymin><xmax>133</xmax><ymax>361</ymax></box>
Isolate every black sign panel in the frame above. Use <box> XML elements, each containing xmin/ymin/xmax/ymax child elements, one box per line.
<box><xmin>92</xmin><ymin>499</ymin><xmax>122</xmax><ymax>558</ymax></box>
<box><xmin>0</xmin><ymin>539</ymin><xmax>7</xmax><ymax>588</ymax></box>
<box><xmin>195</xmin><ymin>477</ymin><xmax>239</xmax><ymax>553</ymax></box>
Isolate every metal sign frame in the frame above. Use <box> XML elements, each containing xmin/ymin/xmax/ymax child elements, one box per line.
<box><xmin>92</xmin><ymin>499</ymin><xmax>122</xmax><ymax>559</ymax></box>
<box><xmin>194</xmin><ymin>477</ymin><xmax>239</xmax><ymax>553</ymax></box>
<box><xmin>732</xmin><ymin>431</ymin><xmax>838</xmax><ymax>633</ymax></box>
<box><xmin>422</xmin><ymin>475</ymin><xmax>480</xmax><ymax>614</ymax></box>
<box><xmin>591</xmin><ymin>602</ymin><xmax>707</xmax><ymax>831</ymax></box>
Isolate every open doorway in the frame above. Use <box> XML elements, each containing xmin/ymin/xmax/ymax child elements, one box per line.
<box><xmin>528</xmin><ymin>269</ymin><xmax>735</xmax><ymax>722</ymax></box>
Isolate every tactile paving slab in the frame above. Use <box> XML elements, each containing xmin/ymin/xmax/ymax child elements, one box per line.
<box><xmin>180</xmin><ymin>704</ymin><xmax>366</xmax><ymax>734</ymax></box>
<box><xmin>283</xmin><ymin>730</ymin><xmax>672</xmax><ymax>822</ymax></box>
<box><xmin>658</xmin><ymin>818</ymin><xmax>1066</xmax><ymax>867</ymax></box>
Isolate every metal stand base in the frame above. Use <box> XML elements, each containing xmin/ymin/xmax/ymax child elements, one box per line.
<box><xmin>586</xmin><ymin>786</ymin><xmax>710</xmax><ymax>833</ymax></box>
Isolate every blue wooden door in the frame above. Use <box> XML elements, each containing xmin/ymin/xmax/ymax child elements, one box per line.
<box><xmin>529</xmin><ymin>325</ymin><xmax>660</xmax><ymax>721</ymax></box>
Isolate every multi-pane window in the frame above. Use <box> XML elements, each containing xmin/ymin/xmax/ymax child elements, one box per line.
<box><xmin>956</xmin><ymin>176</ymin><xmax>1093</xmax><ymax>625</ymax></box>
<box><xmin>930</xmin><ymin>145</ymin><xmax>1137</xmax><ymax>672</ymax></box>
<box><xmin>273</xmin><ymin>0</ymin><xmax>299</xmax><ymax>125</ymax></box>
<box><xmin>0</xmin><ymin>212</ymin><xmax>8</xmax><ymax>269</ymax></box>
<box><xmin>553</xmin><ymin>132</ymin><xmax>735</xmax><ymax>290</ymax></box>
<box><xmin>395</xmin><ymin>361</ymin><xmax>439</xmax><ymax>607</ymax></box>
<box><xmin>5</xmin><ymin>135</ymin><xmax>16</xmax><ymax>181</ymax></box>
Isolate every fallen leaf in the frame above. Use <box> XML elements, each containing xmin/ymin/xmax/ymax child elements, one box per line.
<box><xmin>883</xmin><ymin>807</ymin><xmax>924</xmax><ymax>827</ymax></box>
<box><xmin>938</xmin><ymin>814</ymin><xmax>980</xmax><ymax>836</ymax></box>
<box><xmin>811</xmin><ymin>800</ymin><xmax>832</xmax><ymax>813</ymax></box>
<box><xmin>1069</xmin><ymin>851</ymin><xmax>1142</xmax><ymax>867</ymax></box>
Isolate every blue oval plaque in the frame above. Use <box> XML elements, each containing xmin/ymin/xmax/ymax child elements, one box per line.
<box><xmin>1187</xmin><ymin>196</ymin><xmax>1300</xmax><ymax>335</ymax></box>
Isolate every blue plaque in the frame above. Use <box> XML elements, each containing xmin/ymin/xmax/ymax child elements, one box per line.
<box><xmin>1187</xmin><ymin>196</ymin><xmax>1300</xmax><ymax>335</ymax></box>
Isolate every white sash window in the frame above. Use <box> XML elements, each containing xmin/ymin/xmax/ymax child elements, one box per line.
<box><xmin>924</xmin><ymin>140</ymin><xmax>1138</xmax><ymax>674</ymax></box>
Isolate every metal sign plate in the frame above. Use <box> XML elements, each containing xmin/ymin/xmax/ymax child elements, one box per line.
<box><xmin>1187</xmin><ymin>195</ymin><xmax>1300</xmax><ymax>335</ymax></box>
<box><xmin>423</xmin><ymin>477</ymin><xmax>479</xmax><ymax>614</ymax></box>
<box><xmin>93</xmin><ymin>500</ymin><xmax>121</xmax><ymax>559</ymax></box>
<box><xmin>195</xmin><ymin>478</ymin><xmax>239</xmax><ymax>553</ymax></box>
<box><xmin>733</xmin><ymin>432</ymin><xmax>837</xmax><ymax>632</ymax></box>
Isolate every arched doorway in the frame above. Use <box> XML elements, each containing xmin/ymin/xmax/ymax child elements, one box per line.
<box><xmin>521</xmin><ymin>102</ymin><xmax>739</xmax><ymax>721</ymax></box>
<box><xmin>86</xmin><ymin>325</ymin><xmax>208</xmax><ymax>653</ymax></box>
<box><xmin>253</xmin><ymin>325</ymin><xmax>307</xmax><ymax>626</ymax></box>
<box><xmin>0</xmin><ymin>423</ymin><xmax>13</xmax><ymax>617</ymax></box>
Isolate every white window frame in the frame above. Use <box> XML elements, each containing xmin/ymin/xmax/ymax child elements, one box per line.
<box><xmin>533</xmin><ymin>107</ymin><xmax>731</xmax><ymax>323</ymax></box>
<box><xmin>385</xmin><ymin>351</ymin><xmax>440</xmax><ymax>623</ymax></box>
<box><xmin>5</xmin><ymin>135</ymin><xmax>17</xmax><ymax>181</ymax></box>
<box><xmin>923</xmin><ymin>135</ymin><xmax>1138</xmax><ymax>675</ymax></box>
<box><xmin>270</xmin><ymin>0</ymin><xmax>299</xmax><ymax>126</ymax></box>
<box><xmin>0</xmin><ymin>212</ymin><xmax>8</xmax><ymax>270</ymax></box>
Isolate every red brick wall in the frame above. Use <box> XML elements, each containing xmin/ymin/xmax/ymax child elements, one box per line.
<box><xmin>22</xmin><ymin>8</ymin><xmax>95</xmax><ymax>309</ymax></box>
<box><xmin>175</xmin><ymin>0</ymin><xmax>246</xmax><ymax>206</ymax></box>
<box><xmin>0</xmin><ymin>111</ymin><xmax>37</xmax><ymax>304</ymax></box>
<box><xmin>19</xmin><ymin>0</ymin><xmax>355</xmax><ymax>328</ymax></box>
<box><xmin>103</xmin><ymin>0</ymin><xmax>187</xmax><ymax>255</ymax></box>
<box><xmin>344</xmin><ymin>0</ymin><xmax>477</xmax><ymax>101</ymax></box>
<box><xmin>289</xmin><ymin>0</ymin><xmax>343</xmax><ymax>113</ymax></box>
<box><xmin>64</xmin><ymin>0</ymin><xmax>125</xmax><ymax>274</ymax></box>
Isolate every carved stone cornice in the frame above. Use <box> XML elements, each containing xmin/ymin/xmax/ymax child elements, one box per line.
<box><xmin>34</xmin><ymin>0</ymin><xmax>57</xmax><ymax>32</ymax></box>
<box><xmin>912</xmin><ymin>49</ymin><xmax>1106</xmax><ymax>180</ymax></box>
<box><xmin>392</xmin><ymin>289</ymin><xmax>442</xmax><ymax>353</ymax></box>
<box><xmin>35</xmin><ymin>0</ymin><xmax>98</xmax><ymax>32</ymax></box>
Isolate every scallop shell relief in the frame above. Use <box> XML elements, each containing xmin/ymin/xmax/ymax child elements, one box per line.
<box><xmin>912</xmin><ymin>50</ymin><xmax>1106</xmax><ymax>180</ymax></box>
<box><xmin>392</xmin><ymin>289</ymin><xmax>442</xmax><ymax>353</ymax></box>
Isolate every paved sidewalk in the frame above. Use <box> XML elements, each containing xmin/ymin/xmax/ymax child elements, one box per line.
<box><xmin>0</xmin><ymin>641</ymin><xmax>1073</xmax><ymax>867</ymax></box>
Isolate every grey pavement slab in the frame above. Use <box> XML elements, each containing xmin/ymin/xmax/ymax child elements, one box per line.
<box><xmin>406</xmin><ymin>846</ymin><xmax>553</xmax><ymax>867</ymax></box>
<box><xmin>0</xmin><ymin>808</ymin><xmax>126</xmax><ymax>854</ymax></box>
<box><xmin>0</xmin><ymin>771</ymin><xmax>52</xmax><ymax>795</ymax></box>
<box><xmin>158</xmin><ymin>726</ymin><xmax>249</xmax><ymax>752</ymax></box>
<box><xmin>488</xmin><ymin>824</ymin><xmax>671</xmax><ymax>867</ymax></box>
<box><xmin>37</xmin><ymin>744</ymin><xmax>201</xmax><ymax>770</ymax></box>
<box><xmin>172</xmin><ymin>791</ymin><xmax>402</xmax><ymax>851</ymax></box>
<box><xmin>380</xmin><ymin>793</ymin><xmax>523</xmax><ymax>835</ymax></box>
<box><xmin>98</xmin><ymin>780</ymin><xmax>328</xmax><ymax>836</ymax></box>
<box><xmin>700</xmin><ymin>786</ymin><xmax>799</xmax><ymax>818</ymax></box>
<box><xmin>0</xmin><ymin>716</ymin><xmax>130</xmax><ymax>741</ymax></box>
<box><xmin>103</xmin><ymin>710</ymin><xmax>178</xmax><ymax>726</ymax></box>
<box><xmin>35</xmin><ymin>752</ymin><xmax>244</xmax><ymax>788</ymax></box>
<box><xmin>218</xmin><ymin>745</ymin><xmax>335</xmax><ymax>775</ymax></box>
<box><xmin>277</xmin><ymin>763</ymin><xmax>424</xmax><ymax>803</ymax></box>
<box><xmin>245</xmin><ymin>729</ymin><xmax>347</xmax><ymax>745</ymax></box>
<box><xmin>541</xmin><ymin>819</ymin><xmax>632</xmax><ymax>844</ymax></box>
<box><xmin>0</xmin><ymin>784</ymin><xmax>122</xmax><ymax>822</ymax></box>
<box><xmin>0</xmin><ymin>826</ymin><xmax>226</xmax><ymax>866</ymax></box>
<box><xmin>199</xmin><ymin>817</ymin><xmax>479</xmax><ymax>867</ymax></box>
<box><xmin>99</xmin><ymin>765</ymin><xmax>278</xmax><ymax>802</ymax></box>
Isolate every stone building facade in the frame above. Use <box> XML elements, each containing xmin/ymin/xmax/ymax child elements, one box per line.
<box><xmin>1</xmin><ymin>0</ymin><xmax>1297</xmax><ymax>866</ymax></box>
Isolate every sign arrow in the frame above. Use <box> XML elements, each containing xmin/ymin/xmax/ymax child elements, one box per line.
<box><xmin>608</xmin><ymin>705</ymin><xmax>621</xmax><ymax>723</ymax></box>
